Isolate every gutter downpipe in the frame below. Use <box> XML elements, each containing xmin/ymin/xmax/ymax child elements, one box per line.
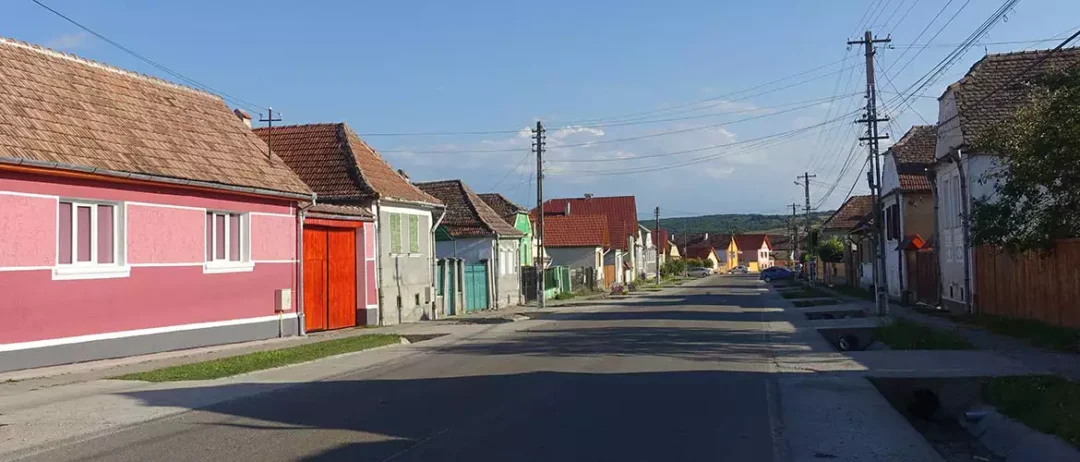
<box><xmin>952</xmin><ymin>149</ymin><xmax>975</xmax><ymax>314</ymax></box>
<box><xmin>431</xmin><ymin>207</ymin><xmax>446</xmax><ymax>318</ymax></box>
<box><xmin>375</xmin><ymin>201</ymin><xmax>385</xmax><ymax>327</ymax></box>
<box><xmin>928</xmin><ymin>168</ymin><xmax>944</xmax><ymax>307</ymax></box>
<box><xmin>295</xmin><ymin>196</ymin><xmax>317</xmax><ymax>336</ymax></box>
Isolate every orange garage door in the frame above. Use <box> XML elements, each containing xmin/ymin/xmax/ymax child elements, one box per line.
<box><xmin>303</xmin><ymin>226</ymin><xmax>357</xmax><ymax>332</ymax></box>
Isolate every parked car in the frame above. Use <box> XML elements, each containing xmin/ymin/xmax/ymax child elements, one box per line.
<box><xmin>687</xmin><ymin>267</ymin><xmax>711</xmax><ymax>278</ymax></box>
<box><xmin>729</xmin><ymin>265</ymin><xmax>749</xmax><ymax>275</ymax></box>
<box><xmin>759</xmin><ymin>266</ymin><xmax>795</xmax><ymax>283</ymax></box>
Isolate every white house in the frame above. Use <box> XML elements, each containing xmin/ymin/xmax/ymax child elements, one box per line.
<box><xmin>879</xmin><ymin>125</ymin><xmax>936</xmax><ymax>302</ymax></box>
<box><xmin>931</xmin><ymin>47</ymin><xmax>1080</xmax><ymax>312</ymax></box>
<box><xmin>734</xmin><ymin>235</ymin><xmax>773</xmax><ymax>272</ymax></box>
<box><xmin>541</xmin><ymin>214</ymin><xmax>610</xmax><ymax>286</ymax></box>
<box><xmin>636</xmin><ymin>224</ymin><xmax>657</xmax><ymax>279</ymax></box>
<box><xmin>536</xmin><ymin>195</ymin><xmax>638</xmax><ymax>286</ymax></box>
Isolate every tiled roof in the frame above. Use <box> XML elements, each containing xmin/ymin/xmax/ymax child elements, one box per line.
<box><xmin>683</xmin><ymin>244</ymin><xmax>716</xmax><ymax>260</ymax></box>
<box><xmin>734</xmin><ymin>234</ymin><xmax>771</xmax><ymax>252</ymax></box>
<box><xmin>821</xmin><ymin>195</ymin><xmax>874</xmax><ymax>231</ymax></box>
<box><xmin>0</xmin><ymin>37</ymin><xmax>311</xmax><ymax>196</ymax></box>
<box><xmin>535</xmin><ymin>196</ymin><xmax>638</xmax><ymax>250</ymax></box>
<box><xmin>478</xmin><ymin>193</ymin><xmax>525</xmax><ymax>225</ymax></box>
<box><xmin>652</xmin><ymin>229</ymin><xmax>670</xmax><ymax>253</ymax></box>
<box><xmin>949</xmin><ymin>47</ymin><xmax>1080</xmax><ymax>147</ymax></box>
<box><xmin>685</xmin><ymin>233</ymin><xmax>733</xmax><ymax>249</ymax></box>
<box><xmin>306</xmin><ymin>203</ymin><xmax>374</xmax><ymax>220</ymax></box>
<box><xmin>768</xmin><ymin>234</ymin><xmax>793</xmax><ymax>251</ymax></box>
<box><xmin>542</xmin><ymin>215</ymin><xmax>609</xmax><ymax>247</ymax></box>
<box><xmin>416</xmin><ymin>180</ymin><xmax>523</xmax><ymax>238</ymax></box>
<box><xmin>886</xmin><ymin>125</ymin><xmax>936</xmax><ymax>193</ymax></box>
<box><xmin>254</xmin><ymin>123</ymin><xmax>440</xmax><ymax>205</ymax></box>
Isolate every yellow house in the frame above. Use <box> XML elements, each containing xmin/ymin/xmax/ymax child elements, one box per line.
<box><xmin>719</xmin><ymin>235</ymin><xmax>739</xmax><ymax>272</ymax></box>
<box><xmin>684</xmin><ymin>244</ymin><xmax>721</xmax><ymax>271</ymax></box>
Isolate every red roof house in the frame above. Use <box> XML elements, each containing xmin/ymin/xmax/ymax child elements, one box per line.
<box><xmin>535</xmin><ymin>196</ymin><xmax>638</xmax><ymax>250</ymax></box>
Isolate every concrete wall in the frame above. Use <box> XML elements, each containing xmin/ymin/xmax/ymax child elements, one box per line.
<box><xmin>494</xmin><ymin>238</ymin><xmax>521</xmax><ymax>307</ymax></box>
<box><xmin>547</xmin><ymin>246</ymin><xmax>601</xmax><ymax>269</ymax></box>
<box><xmin>377</xmin><ymin>202</ymin><xmax>435</xmax><ymax>325</ymax></box>
<box><xmin>0</xmin><ymin>170</ymin><xmax>299</xmax><ymax>371</ymax></box>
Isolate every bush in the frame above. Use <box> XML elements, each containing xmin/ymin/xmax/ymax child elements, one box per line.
<box><xmin>700</xmin><ymin>258</ymin><xmax>715</xmax><ymax>269</ymax></box>
<box><xmin>661</xmin><ymin>260</ymin><xmax>686</xmax><ymax>277</ymax></box>
<box><xmin>819</xmin><ymin>237</ymin><xmax>846</xmax><ymax>263</ymax></box>
<box><xmin>684</xmin><ymin>258</ymin><xmax>704</xmax><ymax>269</ymax></box>
<box><xmin>554</xmin><ymin>291</ymin><xmax>575</xmax><ymax>301</ymax></box>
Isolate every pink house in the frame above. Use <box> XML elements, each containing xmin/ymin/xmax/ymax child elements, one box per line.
<box><xmin>0</xmin><ymin>38</ymin><xmax>315</xmax><ymax>372</ymax></box>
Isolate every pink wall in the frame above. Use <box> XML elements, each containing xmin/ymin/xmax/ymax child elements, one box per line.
<box><xmin>1</xmin><ymin>170</ymin><xmax>301</xmax><ymax>344</ymax></box>
<box><xmin>3</xmin><ymin>265</ymin><xmax>296</xmax><ymax>343</ymax></box>
<box><xmin>251</xmin><ymin>214</ymin><xmax>296</xmax><ymax>261</ymax></box>
<box><xmin>127</xmin><ymin>205</ymin><xmax>205</xmax><ymax>264</ymax></box>
<box><xmin>0</xmin><ymin>194</ymin><xmax>56</xmax><ymax>267</ymax></box>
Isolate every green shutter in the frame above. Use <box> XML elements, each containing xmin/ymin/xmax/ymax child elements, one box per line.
<box><xmin>390</xmin><ymin>214</ymin><xmax>402</xmax><ymax>254</ymax></box>
<box><xmin>409</xmin><ymin>215</ymin><xmax>420</xmax><ymax>253</ymax></box>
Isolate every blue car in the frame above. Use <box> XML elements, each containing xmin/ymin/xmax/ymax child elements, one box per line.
<box><xmin>759</xmin><ymin>266</ymin><xmax>795</xmax><ymax>282</ymax></box>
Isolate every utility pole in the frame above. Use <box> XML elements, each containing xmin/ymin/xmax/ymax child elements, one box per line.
<box><xmin>789</xmin><ymin>203</ymin><xmax>800</xmax><ymax>262</ymax></box>
<box><xmin>533</xmin><ymin>121</ymin><xmax>546</xmax><ymax>308</ymax></box>
<box><xmin>849</xmin><ymin>30</ymin><xmax>891</xmax><ymax>316</ymax></box>
<box><xmin>795</xmin><ymin>173</ymin><xmax>816</xmax><ymax>284</ymax></box>
<box><xmin>259</xmin><ymin>107</ymin><xmax>282</xmax><ymax>160</ymax></box>
<box><xmin>655</xmin><ymin>206</ymin><xmax>661</xmax><ymax>285</ymax></box>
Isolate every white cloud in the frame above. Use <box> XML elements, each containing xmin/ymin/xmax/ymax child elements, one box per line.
<box><xmin>549</xmin><ymin>125</ymin><xmax>605</xmax><ymax>139</ymax></box>
<box><xmin>45</xmin><ymin>32</ymin><xmax>91</xmax><ymax>51</ymax></box>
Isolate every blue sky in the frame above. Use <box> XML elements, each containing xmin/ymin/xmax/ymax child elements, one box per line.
<box><xmin>4</xmin><ymin>0</ymin><xmax>1078</xmax><ymax>219</ymax></box>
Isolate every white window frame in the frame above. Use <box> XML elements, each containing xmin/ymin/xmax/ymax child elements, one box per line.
<box><xmin>204</xmin><ymin>211</ymin><xmax>254</xmax><ymax>274</ymax></box>
<box><xmin>54</xmin><ymin>199</ymin><xmax>130</xmax><ymax>281</ymax></box>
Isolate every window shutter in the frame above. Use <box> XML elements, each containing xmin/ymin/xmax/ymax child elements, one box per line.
<box><xmin>59</xmin><ymin>202</ymin><xmax>73</xmax><ymax>264</ymax></box>
<box><xmin>390</xmin><ymin>214</ymin><xmax>402</xmax><ymax>254</ymax></box>
<box><xmin>409</xmin><ymin>215</ymin><xmax>420</xmax><ymax>253</ymax></box>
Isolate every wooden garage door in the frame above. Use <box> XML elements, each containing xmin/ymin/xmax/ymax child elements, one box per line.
<box><xmin>303</xmin><ymin>226</ymin><xmax>357</xmax><ymax>332</ymax></box>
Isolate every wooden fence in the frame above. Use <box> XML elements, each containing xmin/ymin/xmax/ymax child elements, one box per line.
<box><xmin>974</xmin><ymin>239</ymin><xmax>1080</xmax><ymax>328</ymax></box>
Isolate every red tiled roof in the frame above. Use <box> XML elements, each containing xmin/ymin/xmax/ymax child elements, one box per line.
<box><xmin>652</xmin><ymin>229</ymin><xmax>670</xmax><ymax>253</ymax></box>
<box><xmin>534</xmin><ymin>196</ymin><xmax>638</xmax><ymax>250</ymax></box>
<box><xmin>415</xmin><ymin>180</ymin><xmax>523</xmax><ymax>238</ymax></box>
<box><xmin>478</xmin><ymin>193</ymin><xmax>525</xmax><ymax>225</ymax></box>
<box><xmin>948</xmin><ymin>47</ymin><xmax>1080</xmax><ymax>148</ymax></box>
<box><xmin>0</xmin><ymin>37</ymin><xmax>311</xmax><ymax>196</ymax></box>
<box><xmin>734</xmin><ymin>234</ymin><xmax>771</xmax><ymax>252</ymax></box>
<box><xmin>254</xmin><ymin>123</ymin><xmax>440</xmax><ymax>206</ymax></box>
<box><xmin>542</xmin><ymin>215</ymin><xmax>609</xmax><ymax>247</ymax></box>
<box><xmin>821</xmin><ymin>195</ymin><xmax>874</xmax><ymax>231</ymax></box>
<box><xmin>685</xmin><ymin>233</ymin><xmax>733</xmax><ymax>249</ymax></box>
<box><xmin>768</xmin><ymin>234</ymin><xmax>792</xmax><ymax>251</ymax></box>
<box><xmin>683</xmin><ymin>244</ymin><xmax>716</xmax><ymax>260</ymax></box>
<box><xmin>886</xmin><ymin>126</ymin><xmax>935</xmax><ymax>193</ymax></box>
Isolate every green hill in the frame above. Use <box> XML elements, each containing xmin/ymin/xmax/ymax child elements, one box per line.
<box><xmin>656</xmin><ymin>211</ymin><xmax>833</xmax><ymax>235</ymax></box>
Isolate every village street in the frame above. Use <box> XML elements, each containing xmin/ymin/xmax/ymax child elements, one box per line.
<box><xmin>9</xmin><ymin>275</ymin><xmax>961</xmax><ymax>462</ymax></box>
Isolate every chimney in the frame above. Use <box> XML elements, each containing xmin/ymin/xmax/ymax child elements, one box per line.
<box><xmin>704</xmin><ymin>232</ymin><xmax>709</xmax><ymax>241</ymax></box>
<box><xmin>397</xmin><ymin>169</ymin><xmax>410</xmax><ymax>182</ymax></box>
<box><xmin>233</xmin><ymin>109</ymin><xmax>252</xmax><ymax>128</ymax></box>
<box><xmin>565</xmin><ymin>202</ymin><xmax>571</xmax><ymax>216</ymax></box>
<box><xmin>583</xmin><ymin>193</ymin><xmax>594</xmax><ymax>199</ymax></box>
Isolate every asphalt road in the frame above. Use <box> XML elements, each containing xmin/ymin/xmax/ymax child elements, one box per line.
<box><xmin>23</xmin><ymin>275</ymin><xmax>788</xmax><ymax>462</ymax></box>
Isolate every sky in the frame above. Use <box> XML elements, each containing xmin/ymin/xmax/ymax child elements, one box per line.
<box><xmin>3</xmin><ymin>0</ymin><xmax>1078</xmax><ymax>221</ymax></box>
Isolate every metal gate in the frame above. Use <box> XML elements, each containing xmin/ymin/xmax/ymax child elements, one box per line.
<box><xmin>463</xmin><ymin>262</ymin><xmax>489</xmax><ymax>312</ymax></box>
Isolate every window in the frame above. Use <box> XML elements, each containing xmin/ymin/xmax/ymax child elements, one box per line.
<box><xmin>204</xmin><ymin>211</ymin><xmax>251</xmax><ymax>273</ymax></box>
<box><xmin>408</xmin><ymin>215</ymin><xmax>420</xmax><ymax>253</ymax></box>
<box><xmin>389</xmin><ymin>213</ymin><xmax>402</xmax><ymax>254</ymax></box>
<box><xmin>56</xmin><ymin>200</ymin><xmax>128</xmax><ymax>280</ymax></box>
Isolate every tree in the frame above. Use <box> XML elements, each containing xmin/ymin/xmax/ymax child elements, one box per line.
<box><xmin>971</xmin><ymin>67</ymin><xmax>1080</xmax><ymax>252</ymax></box>
<box><xmin>818</xmin><ymin>237</ymin><xmax>845</xmax><ymax>262</ymax></box>
<box><xmin>700</xmin><ymin>257</ymin><xmax>715</xmax><ymax>269</ymax></box>
<box><xmin>660</xmin><ymin>259</ymin><xmax>686</xmax><ymax>277</ymax></box>
<box><xmin>684</xmin><ymin>258</ymin><xmax>704</xmax><ymax>268</ymax></box>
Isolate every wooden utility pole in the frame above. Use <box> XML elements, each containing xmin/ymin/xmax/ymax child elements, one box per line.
<box><xmin>789</xmin><ymin>202</ymin><xmax>800</xmax><ymax>262</ymax></box>
<box><xmin>795</xmin><ymin>173</ymin><xmax>816</xmax><ymax>284</ymax></box>
<box><xmin>849</xmin><ymin>30</ymin><xmax>891</xmax><ymax>315</ymax></box>
<box><xmin>259</xmin><ymin>107</ymin><xmax>282</xmax><ymax>160</ymax></box>
<box><xmin>654</xmin><ymin>206</ymin><xmax>661</xmax><ymax>285</ymax></box>
<box><xmin>533</xmin><ymin>121</ymin><xmax>546</xmax><ymax>308</ymax></box>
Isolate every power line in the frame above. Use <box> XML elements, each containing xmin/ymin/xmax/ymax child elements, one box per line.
<box><xmin>29</xmin><ymin>0</ymin><xmax>265</xmax><ymax>114</ymax></box>
<box><xmin>487</xmin><ymin>150</ymin><xmax>534</xmax><ymax>191</ymax></box>
<box><xmin>888</xmin><ymin>0</ymin><xmax>922</xmax><ymax>36</ymax></box>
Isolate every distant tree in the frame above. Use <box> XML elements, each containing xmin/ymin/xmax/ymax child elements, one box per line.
<box><xmin>700</xmin><ymin>257</ymin><xmax>715</xmax><ymax>269</ymax></box>
<box><xmin>970</xmin><ymin>67</ymin><xmax>1080</xmax><ymax>253</ymax></box>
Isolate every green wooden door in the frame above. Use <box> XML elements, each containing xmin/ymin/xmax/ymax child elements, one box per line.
<box><xmin>447</xmin><ymin>262</ymin><xmax>458</xmax><ymax>315</ymax></box>
<box><xmin>463</xmin><ymin>262</ymin><xmax>489</xmax><ymax>312</ymax></box>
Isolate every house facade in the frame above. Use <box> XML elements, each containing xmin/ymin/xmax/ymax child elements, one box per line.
<box><xmin>734</xmin><ymin>234</ymin><xmax>773</xmax><ymax>272</ymax></box>
<box><xmin>819</xmin><ymin>195</ymin><xmax>874</xmax><ymax>288</ymax></box>
<box><xmin>685</xmin><ymin>233</ymin><xmax>738</xmax><ymax>271</ymax></box>
<box><xmin>254</xmin><ymin>123</ymin><xmax>444</xmax><ymax>325</ymax></box>
<box><xmin>636</xmin><ymin>224</ymin><xmax>657</xmax><ymax>279</ymax></box>
<box><xmin>931</xmin><ymin>48</ymin><xmax>1080</xmax><ymax>311</ymax></box>
<box><xmin>542</xmin><ymin>215</ymin><xmax>610</xmax><ymax>287</ymax></box>
<box><xmin>478</xmin><ymin>193</ymin><xmax>532</xmax><ymax>267</ymax></box>
<box><xmin>536</xmin><ymin>196</ymin><xmax>638</xmax><ymax>286</ymax></box>
<box><xmin>683</xmin><ymin>245</ymin><xmax>721</xmax><ymax>270</ymax></box>
<box><xmin>0</xmin><ymin>38</ymin><xmax>314</xmax><ymax>372</ymax></box>
<box><xmin>879</xmin><ymin>126</ymin><xmax>936</xmax><ymax>302</ymax></box>
<box><xmin>419</xmin><ymin>180</ymin><xmax>524</xmax><ymax>310</ymax></box>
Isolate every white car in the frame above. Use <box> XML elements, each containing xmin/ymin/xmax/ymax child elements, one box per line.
<box><xmin>687</xmin><ymin>267</ymin><xmax>711</xmax><ymax>278</ymax></box>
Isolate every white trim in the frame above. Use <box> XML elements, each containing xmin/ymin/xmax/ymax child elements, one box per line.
<box><xmin>379</xmin><ymin>205</ymin><xmax>432</xmax><ymax>216</ymax></box>
<box><xmin>253</xmin><ymin>259</ymin><xmax>298</xmax><ymax>264</ymax></box>
<box><xmin>124</xmin><ymin>201</ymin><xmax>205</xmax><ymax>212</ymax></box>
<box><xmin>0</xmin><ymin>190</ymin><xmax>58</xmax><ymax>200</ymax></box>
<box><xmin>365</xmin><ymin>304</ymin><xmax>379</xmax><ymax>309</ymax></box>
<box><xmin>0</xmin><ymin>266</ymin><xmax>53</xmax><ymax>272</ymax></box>
<box><xmin>129</xmin><ymin>262</ymin><xmax>203</xmax><ymax>268</ymax></box>
<box><xmin>0</xmin><ymin>313</ymin><xmax>298</xmax><ymax>352</ymax></box>
<box><xmin>203</xmin><ymin>261</ymin><xmax>255</xmax><ymax>274</ymax></box>
<box><xmin>249</xmin><ymin>211</ymin><xmax>295</xmax><ymax>218</ymax></box>
<box><xmin>52</xmin><ymin>265</ymin><xmax>131</xmax><ymax>280</ymax></box>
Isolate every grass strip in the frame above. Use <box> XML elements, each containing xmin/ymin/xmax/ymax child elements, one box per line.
<box><xmin>984</xmin><ymin>375</ymin><xmax>1080</xmax><ymax>449</ymax></box>
<box><xmin>829</xmin><ymin>284</ymin><xmax>875</xmax><ymax>300</ymax></box>
<box><xmin>781</xmin><ymin>287</ymin><xmax>830</xmax><ymax>299</ymax></box>
<box><xmin>965</xmin><ymin>314</ymin><xmax>1080</xmax><ymax>353</ymax></box>
<box><xmin>792</xmin><ymin>299</ymin><xmax>839</xmax><ymax>308</ymax></box>
<box><xmin>114</xmin><ymin>334</ymin><xmax>401</xmax><ymax>382</ymax></box>
<box><xmin>876</xmin><ymin>318</ymin><xmax>974</xmax><ymax>350</ymax></box>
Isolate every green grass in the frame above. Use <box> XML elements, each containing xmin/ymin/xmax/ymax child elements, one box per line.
<box><xmin>965</xmin><ymin>314</ymin><xmax>1080</xmax><ymax>353</ymax></box>
<box><xmin>780</xmin><ymin>287</ymin><xmax>831</xmax><ymax>299</ymax></box>
<box><xmin>830</xmin><ymin>284</ymin><xmax>875</xmax><ymax>300</ymax></box>
<box><xmin>553</xmin><ymin>291</ymin><xmax>576</xmax><ymax>301</ymax></box>
<box><xmin>793</xmin><ymin>299</ymin><xmax>840</xmax><ymax>307</ymax></box>
<box><xmin>114</xmin><ymin>334</ymin><xmax>401</xmax><ymax>382</ymax></box>
<box><xmin>876</xmin><ymin>319</ymin><xmax>975</xmax><ymax>350</ymax></box>
<box><xmin>985</xmin><ymin>375</ymin><xmax>1080</xmax><ymax>449</ymax></box>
